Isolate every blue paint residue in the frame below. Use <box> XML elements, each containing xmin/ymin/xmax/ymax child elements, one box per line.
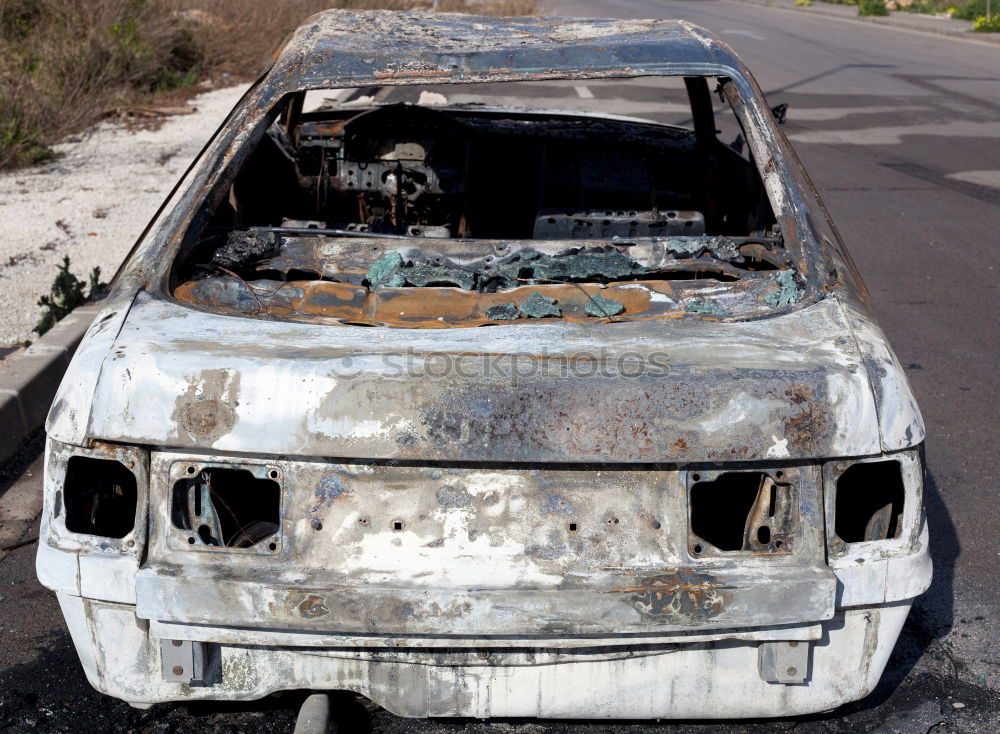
<box><xmin>541</xmin><ymin>493</ymin><xmax>576</xmax><ymax>516</ymax></box>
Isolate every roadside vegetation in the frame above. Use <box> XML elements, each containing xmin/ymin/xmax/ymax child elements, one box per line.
<box><xmin>812</xmin><ymin>0</ymin><xmax>998</xmax><ymax>26</ymax></box>
<box><xmin>894</xmin><ymin>0</ymin><xmax>994</xmax><ymax>18</ymax></box>
<box><xmin>34</xmin><ymin>256</ymin><xmax>107</xmax><ymax>336</ymax></box>
<box><xmin>858</xmin><ymin>0</ymin><xmax>890</xmax><ymax>15</ymax></box>
<box><xmin>0</xmin><ymin>0</ymin><xmax>538</xmax><ymax>171</ymax></box>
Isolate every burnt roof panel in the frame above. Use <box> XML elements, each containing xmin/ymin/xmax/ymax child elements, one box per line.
<box><xmin>267</xmin><ymin>11</ymin><xmax>745</xmax><ymax>89</ymax></box>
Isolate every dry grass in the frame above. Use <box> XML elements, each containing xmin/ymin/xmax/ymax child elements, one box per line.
<box><xmin>179</xmin><ymin>0</ymin><xmax>542</xmax><ymax>76</ymax></box>
<box><xmin>0</xmin><ymin>0</ymin><xmax>201</xmax><ymax>168</ymax></box>
<box><xmin>0</xmin><ymin>0</ymin><xmax>539</xmax><ymax>170</ymax></box>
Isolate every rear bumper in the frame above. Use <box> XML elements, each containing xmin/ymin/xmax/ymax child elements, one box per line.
<box><xmin>135</xmin><ymin>564</ymin><xmax>837</xmax><ymax>636</ymax></box>
<box><xmin>37</xmin><ymin>441</ymin><xmax>932</xmax><ymax>718</ymax></box>
<box><xmin>58</xmin><ymin>593</ymin><xmax>913</xmax><ymax>717</ymax></box>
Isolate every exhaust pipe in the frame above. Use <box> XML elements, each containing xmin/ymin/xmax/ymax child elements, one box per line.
<box><xmin>294</xmin><ymin>692</ymin><xmax>333</xmax><ymax>734</ymax></box>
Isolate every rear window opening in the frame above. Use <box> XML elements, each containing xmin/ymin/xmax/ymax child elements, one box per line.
<box><xmin>170</xmin><ymin>76</ymin><xmax>803</xmax><ymax>327</ymax></box>
<box><xmin>63</xmin><ymin>456</ymin><xmax>138</xmax><ymax>539</ymax></box>
<box><xmin>171</xmin><ymin>467</ymin><xmax>280</xmax><ymax>549</ymax></box>
<box><xmin>835</xmin><ymin>460</ymin><xmax>905</xmax><ymax>543</ymax></box>
<box><xmin>689</xmin><ymin>472</ymin><xmax>796</xmax><ymax>555</ymax></box>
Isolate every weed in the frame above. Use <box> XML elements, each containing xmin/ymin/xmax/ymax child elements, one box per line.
<box><xmin>859</xmin><ymin>0</ymin><xmax>890</xmax><ymax>14</ymax></box>
<box><xmin>0</xmin><ymin>98</ymin><xmax>56</xmax><ymax>168</ymax></box>
<box><xmin>0</xmin><ymin>0</ymin><xmax>539</xmax><ymax>171</ymax></box>
<box><xmin>973</xmin><ymin>13</ymin><xmax>1000</xmax><ymax>28</ymax></box>
<box><xmin>34</xmin><ymin>256</ymin><xmax>108</xmax><ymax>336</ymax></box>
<box><xmin>952</xmin><ymin>0</ymin><xmax>994</xmax><ymax>18</ymax></box>
<box><xmin>858</xmin><ymin>0</ymin><xmax>996</xmax><ymax>17</ymax></box>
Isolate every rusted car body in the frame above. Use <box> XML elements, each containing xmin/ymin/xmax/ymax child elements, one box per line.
<box><xmin>36</xmin><ymin>11</ymin><xmax>931</xmax><ymax>719</ymax></box>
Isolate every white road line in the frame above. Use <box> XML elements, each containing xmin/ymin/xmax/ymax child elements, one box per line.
<box><xmin>301</xmin><ymin>88</ymin><xmax>352</xmax><ymax>113</ymax></box>
<box><xmin>947</xmin><ymin>170</ymin><xmax>1000</xmax><ymax>190</ymax></box>
<box><xmin>574</xmin><ymin>85</ymin><xmax>595</xmax><ymax>99</ymax></box>
<box><xmin>445</xmin><ymin>94</ymin><xmax>692</xmax><ymax>116</ymax></box>
<box><xmin>722</xmin><ymin>29</ymin><xmax>766</xmax><ymax>40</ymax></box>
<box><xmin>418</xmin><ymin>90</ymin><xmax>448</xmax><ymax>106</ymax></box>
<box><xmin>788</xmin><ymin>120</ymin><xmax>1000</xmax><ymax>145</ymax></box>
<box><xmin>789</xmin><ymin>105</ymin><xmax>927</xmax><ymax>121</ymax></box>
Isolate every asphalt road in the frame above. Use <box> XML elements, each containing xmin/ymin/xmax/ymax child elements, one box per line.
<box><xmin>2</xmin><ymin>1</ymin><xmax>999</xmax><ymax>732</ymax></box>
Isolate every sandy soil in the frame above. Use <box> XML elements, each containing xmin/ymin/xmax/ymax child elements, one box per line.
<box><xmin>0</xmin><ymin>83</ymin><xmax>249</xmax><ymax>346</ymax></box>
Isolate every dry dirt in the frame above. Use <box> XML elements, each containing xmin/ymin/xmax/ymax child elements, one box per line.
<box><xmin>0</xmin><ymin>82</ymin><xmax>249</xmax><ymax>346</ymax></box>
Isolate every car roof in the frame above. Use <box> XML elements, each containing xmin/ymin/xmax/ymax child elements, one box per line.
<box><xmin>267</xmin><ymin>11</ymin><xmax>748</xmax><ymax>89</ymax></box>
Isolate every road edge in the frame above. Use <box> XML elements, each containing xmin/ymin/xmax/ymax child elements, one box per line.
<box><xmin>723</xmin><ymin>0</ymin><xmax>1000</xmax><ymax>46</ymax></box>
<box><xmin>0</xmin><ymin>304</ymin><xmax>102</xmax><ymax>468</ymax></box>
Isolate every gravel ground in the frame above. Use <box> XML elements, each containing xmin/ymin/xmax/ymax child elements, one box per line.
<box><xmin>0</xmin><ymin>83</ymin><xmax>249</xmax><ymax>347</ymax></box>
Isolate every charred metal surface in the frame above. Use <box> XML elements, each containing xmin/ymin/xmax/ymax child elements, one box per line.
<box><xmin>130</xmin><ymin>450</ymin><xmax>837</xmax><ymax>636</ymax></box>
<box><xmin>36</xmin><ymin>9</ymin><xmax>931</xmax><ymax>720</ymax></box>
<box><xmin>174</xmin><ymin>234</ymin><xmax>793</xmax><ymax>327</ymax></box>
<box><xmin>273</xmin><ymin>14</ymin><xmax>750</xmax><ymax>88</ymax></box>
<box><xmin>620</xmin><ymin>570</ymin><xmax>730</xmax><ymax>621</ymax></box>
<box><xmin>83</xmin><ymin>292</ymin><xmax>882</xmax><ymax>463</ymax></box>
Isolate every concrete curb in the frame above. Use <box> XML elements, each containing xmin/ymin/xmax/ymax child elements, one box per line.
<box><xmin>0</xmin><ymin>304</ymin><xmax>102</xmax><ymax>467</ymax></box>
<box><xmin>724</xmin><ymin>0</ymin><xmax>1000</xmax><ymax>45</ymax></box>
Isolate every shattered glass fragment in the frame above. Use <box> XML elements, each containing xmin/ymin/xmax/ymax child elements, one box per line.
<box><xmin>486</xmin><ymin>302</ymin><xmax>519</xmax><ymax>320</ymax></box>
<box><xmin>584</xmin><ymin>294</ymin><xmax>625</xmax><ymax>317</ymax></box>
<box><xmin>661</xmin><ymin>236</ymin><xmax>741</xmax><ymax>262</ymax></box>
<box><xmin>485</xmin><ymin>248</ymin><xmax>646</xmax><ymax>290</ymax></box>
<box><xmin>365</xmin><ymin>252</ymin><xmax>406</xmax><ymax>290</ymax></box>
<box><xmin>764</xmin><ymin>270</ymin><xmax>803</xmax><ymax>307</ymax></box>
<box><xmin>684</xmin><ymin>299</ymin><xmax>730</xmax><ymax>317</ymax></box>
<box><xmin>403</xmin><ymin>263</ymin><xmax>475</xmax><ymax>290</ymax></box>
<box><xmin>519</xmin><ymin>292</ymin><xmax>561</xmax><ymax>318</ymax></box>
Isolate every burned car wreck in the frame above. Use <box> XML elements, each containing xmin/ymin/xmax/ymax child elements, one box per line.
<box><xmin>36</xmin><ymin>11</ymin><xmax>931</xmax><ymax>720</ymax></box>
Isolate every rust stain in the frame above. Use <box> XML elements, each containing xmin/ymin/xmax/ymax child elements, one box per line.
<box><xmin>179</xmin><ymin>399</ymin><xmax>235</xmax><ymax>438</ymax></box>
<box><xmin>297</xmin><ymin>594</ymin><xmax>330</xmax><ymax>618</ymax></box>
<box><xmin>175</xmin><ymin>277</ymin><xmax>765</xmax><ymax>329</ymax></box>
<box><xmin>614</xmin><ymin>569</ymin><xmax>730</xmax><ymax>621</ymax></box>
<box><xmin>171</xmin><ymin>369</ymin><xmax>240</xmax><ymax>443</ymax></box>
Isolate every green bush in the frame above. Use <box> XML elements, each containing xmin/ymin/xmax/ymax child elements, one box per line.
<box><xmin>973</xmin><ymin>13</ymin><xmax>1000</xmax><ymax>28</ymax></box>
<box><xmin>34</xmin><ymin>256</ymin><xmax>108</xmax><ymax>336</ymax></box>
<box><xmin>859</xmin><ymin>0</ymin><xmax>890</xmax><ymax>14</ymax></box>
<box><xmin>894</xmin><ymin>0</ymin><xmax>998</xmax><ymax>19</ymax></box>
<box><xmin>953</xmin><ymin>0</ymin><xmax>990</xmax><ymax>18</ymax></box>
<box><xmin>898</xmin><ymin>1</ymin><xmax>945</xmax><ymax>13</ymax></box>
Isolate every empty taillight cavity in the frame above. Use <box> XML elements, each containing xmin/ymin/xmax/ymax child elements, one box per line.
<box><xmin>63</xmin><ymin>456</ymin><xmax>138</xmax><ymax>539</ymax></box>
<box><xmin>689</xmin><ymin>471</ymin><xmax>796</xmax><ymax>555</ymax></box>
<box><xmin>171</xmin><ymin>467</ymin><xmax>279</xmax><ymax>548</ymax></box>
<box><xmin>834</xmin><ymin>460</ymin><xmax>904</xmax><ymax>543</ymax></box>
